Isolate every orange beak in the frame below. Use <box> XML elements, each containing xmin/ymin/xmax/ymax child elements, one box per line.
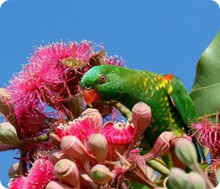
<box><xmin>82</xmin><ymin>88</ymin><xmax>101</xmax><ymax>107</ymax></box>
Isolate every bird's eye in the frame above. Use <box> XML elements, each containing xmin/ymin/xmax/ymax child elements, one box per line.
<box><xmin>99</xmin><ymin>75</ymin><xmax>106</xmax><ymax>83</ymax></box>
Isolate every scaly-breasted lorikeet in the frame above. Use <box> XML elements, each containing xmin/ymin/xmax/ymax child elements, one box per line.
<box><xmin>80</xmin><ymin>65</ymin><xmax>196</xmax><ymax>146</ymax></box>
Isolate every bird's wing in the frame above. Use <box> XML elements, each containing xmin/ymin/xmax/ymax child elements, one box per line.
<box><xmin>163</xmin><ymin>74</ymin><xmax>196</xmax><ymax>125</ymax></box>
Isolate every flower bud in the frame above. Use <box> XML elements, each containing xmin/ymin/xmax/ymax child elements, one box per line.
<box><xmin>88</xmin><ymin>134</ymin><xmax>108</xmax><ymax>163</ymax></box>
<box><xmin>55</xmin><ymin>159</ymin><xmax>80</xmax><ymax>189</ymax></box>
<box><xmin>80</xmin><ymin>108</ymin><xmax>102</xmax><ymax>131</ymax></box>
<box><xmin>132</xmin><ymin>102</ymin><xmax>152</xmax><ymax>143</ymax></box>
<box><xmin>0</xmin><ymin>88</ymin><xmax>17</xmax><ymax>126</ymax></box>
<box><xmin>90</xmin><ymin>164</ymin><xmax>113</xmax><ymax>185</ymax></box>
<box><xmin>60</xmin><ymin>135</ymin><xmax>95</xmax><ymax>162</ymax></box>
<box><xmin>167</xmin><ymin>168</ymin><xmax>187</xmax><ymax>189</ymax></box>
<box><xmin>175</xmin><ymin>138</ymin><xmax>197</xmax><ymax>170</ymax></box>
<box><xmin>186</xmin><ymin>172</ymin><xmax>206</xmax><ymax>189</ymax></box>
<box><xmin>143</xmin><ymin>132</ymin><xmax>176</xmax><ymax>161</ymax></box>
<box><xmin>8</xmin><ymin>163</ymin><xmax>19</xmax><ymax>179</ymax></box>
<box><xmin>0</xmin><ymin>122</ymin><xmax>19</xmax><ymax>146</ymax></box>
<box><xmin>46</xmin><ymin>181</ymin><xmax>76</xmax><ymax>189</ymax></box>
<box><xmin>50</xmin><ymin>149</ymin><xmax>66</xmax><ymax>165</ymax></box>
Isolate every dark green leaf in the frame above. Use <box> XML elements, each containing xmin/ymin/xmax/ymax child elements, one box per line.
<box><xmin>190</xmin><ymin>31</ymin><xmax>220</xmax><ymax>120</ymax></box>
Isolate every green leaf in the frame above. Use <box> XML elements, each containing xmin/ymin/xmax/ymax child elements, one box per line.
<box><xmin>190</xmin><ymin>31</ymin><xmax>220</xmax><ymax>120</ymax></box>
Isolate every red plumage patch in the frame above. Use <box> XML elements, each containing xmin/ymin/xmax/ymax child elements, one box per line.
<box><xmin>162</xmin><ymin>74</ymin><xmax>174</xmax><ymax>81</ymax></box>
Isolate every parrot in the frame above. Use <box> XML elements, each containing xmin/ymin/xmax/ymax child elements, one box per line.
<box><xmin>80</xmin><ymin>65</ymin><xmax>196</xmax><ymax>146</ymax></box>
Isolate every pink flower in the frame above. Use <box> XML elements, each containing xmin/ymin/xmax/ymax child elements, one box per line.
<box><xmin>56</xmin><ymin>109</ymin><xmax>102</xmax><ymax>141</ymax></box>
<box><xmin>9</xmin><ymin>159</ymin><xmax>55</xmax><ymax>189</ymax></box>
<box><xmin>102</xmin><ymin>122</ymin><xmax>134</xmax><ymax>144</ymax></box>
<box><xmin>26</xmin><ymin>159</ymin><xmax>55</xmax><ymax>189</ymax></box>
<box><xmin>101</xmin><ymin>122</ymin><xmax>134</xmax><ymax>160</ymax></box>
<box><xmin>8</xmin><ymin>41</ymin><xmax>96</xmax><ymax>121</ymax></box>
<box><xmin>9</xmin><ymin>177</ymin><xmax>26</xmax><ymax>189</ymax></box>
<box><xmin>7</xmin><ymin>41</ymin><xmax>124</xmax><ymax>136</ymax></box>
<box><xmin>192</xmin><ymin>117</ymin><xmax>220</xmax><ymax>159</ymax></box>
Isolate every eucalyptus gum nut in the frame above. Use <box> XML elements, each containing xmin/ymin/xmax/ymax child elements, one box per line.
<box><xmin>90</xmin><ymin>164</ymin><xmax>113</xmax><ymax>185</ymax></box>
<box><xmin>186</xmin><ymin>172</ymin><xmax>206</xmax><ymax>189</ymax></box>
<box><xmin>88</xmin><ymin>134</ymin><xmax>108</xmax><ymax>163</ymax></box>
<box><xmin>50</xmin><ymin>149</ymin><xmax>66</xmax><ymax>165</ymax></box>
<box><xmin>60</xmin><ymin>135</ymin><xmax>96</xmax><ymax>162</ymax></box>
<box><xmin>55</xmin><ymin>159</ymin><xmax>80</xmax><ymax>189</ymax></box>
<box><xmin>0</xmin><ymin>89</ymin><xmax>15</xmax><ymax>121</ymax></box>
<box><xmin>167</xmin><ymin>168</ymin><xmax>187</xmax><ymax>189</ymax></box>
<box><xmin>0</xmin><ymin>122</ymin><xmax>19</xmax><ymax>146</ymax></box>
<box><xmin>132</xmin><ymin>102</ymin><xmax>152</xmax><ymax>143</ymax></box>
<box><xmin>175</xmin><ymin>138</ymin><xmax>198</xmax><ymax>170</ymax></box>
<box><xmin>46</xmin><ymin>181</ymin><xmax>76</xmax><ymax>189</ymax></box>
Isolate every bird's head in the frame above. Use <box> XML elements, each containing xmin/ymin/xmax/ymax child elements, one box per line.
<box><xmin>81</xmin><ymin>65</ymin><xmax>123</xmax><ymax>106</ymax></box>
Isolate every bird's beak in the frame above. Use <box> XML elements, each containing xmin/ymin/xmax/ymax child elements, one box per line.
<box><xmin>82</xmin><ymin>88</ymin><xmax>101</xmax><ymax>107</ymax></box>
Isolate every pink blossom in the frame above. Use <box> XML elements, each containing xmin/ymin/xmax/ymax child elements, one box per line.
<box><xmin>26</xmin><ymin>159</ymin><xmax>55</xmax><ymax>188</ymax></box>
<box><xmin>56</xmin><ymin>113</ymin><xmax>102</xmax><ymax>141</ymax></box>
<box><xmin>102</xmin><ymin>122</ymin><xmax>134</xmax><ymax>160</ymax></box>
<box><xmin>192</xmin><ymin>117</ymin><xmax>220</xmax><ymax>159</ymax></box>
<box><xmin>102</xmin><ymin>122</ymin><xmax>134</xmax><ymax>144</ymax></box>
<box><xmin>9</xmin><ymin>177</ymin><xmax>26</xmax><ymax>189</ymax></box>
<box><xmin>8</xmin><ymin>41</ymin><xmax>96</xmax><ymax>121</ymax></box>
<box><xmin>9</xmin><ymin>159</ymin><xmax>55</xmax><ymax>189</ymax></box>
<box><xmin>7</xmin><ymin>41</ymin><xmax>124</xmax><ymax>136</ymax></box>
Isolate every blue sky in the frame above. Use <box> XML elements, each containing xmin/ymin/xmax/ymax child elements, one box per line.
<box><xmin>0</xmin><ymin>0</ymin><xmax>219</xmax><ymax>187</ymax></box>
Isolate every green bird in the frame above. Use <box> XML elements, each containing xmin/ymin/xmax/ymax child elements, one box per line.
<box><xmin>80</xmin><ymin>65</ymin><xmax>196</xmax><ymax>146</ymax></box>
